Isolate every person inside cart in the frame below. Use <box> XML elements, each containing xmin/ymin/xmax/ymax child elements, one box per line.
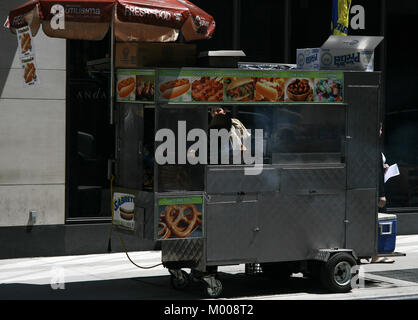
<box><xmin>209</xmin><ymin>106</ymin><xmax>251</xmax><ymax>153</ymax></box>
<box><xmin>372</xmin><ymin>122</ymin><xmax>394</xmax><ymax>263</ymax></box>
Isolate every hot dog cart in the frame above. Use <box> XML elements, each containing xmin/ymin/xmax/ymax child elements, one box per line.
<box><xmin>114</xmin><ymin>67</ymin><xmax>384</xmax><ymax>297</ymax></box>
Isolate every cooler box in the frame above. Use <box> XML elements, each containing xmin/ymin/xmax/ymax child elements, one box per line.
<box><xmin>377</xmin><ymin>213</ymin><xmax>397</xmax><ymax>253</ymax></box>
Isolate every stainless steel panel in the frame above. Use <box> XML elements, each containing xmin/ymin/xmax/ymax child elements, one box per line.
<box><xmin>346</xmin><ymin>189</ymin><xmax>377</xmax><ymax>257</ymax></box>
<box><xmin>256</xmin><ymin>193</ymin><xmax>346</xmax><ymax>263</ymax></box>
<box><xmin>162</xmin><ymin>238</ymin><xmax>205</xmax><ymax>271</ymax></box>
<box><xmin>207</xmin><ymin>166</ymin><xmax>279</xmax><ymax>193</ymax></box>
<box><xmin>206</xmin><ymin>195</ymin><xmax>258</xmax><ymax>263</ymax></box>
<box><xmin>345</xmin><ymin>78</ymin><xmax>380</xmax><ymax>190</ymax></box>
<box><xmin>280</xmin><ymin>167</ymin><xmax>346</xmax><ymax>194</ymax></box>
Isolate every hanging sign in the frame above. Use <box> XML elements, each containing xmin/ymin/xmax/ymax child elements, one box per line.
<box><xmin>16</xmin><ymin>26</ymin><xmax>39</xmax><ymax>87</ymax></box>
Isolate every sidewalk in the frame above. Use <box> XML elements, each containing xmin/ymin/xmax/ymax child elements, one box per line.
<box><xmin>0</xmin><ymin>235</ymin><xmax>416</xmax><ymax>299</ymax></box>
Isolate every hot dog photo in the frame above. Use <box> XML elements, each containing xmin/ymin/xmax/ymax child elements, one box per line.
<box><xmin>159</xmin><ymin>78</ymin><xmax>191</xmax><ymax>101</ymax></box>
<box><xmin>117</xmin><ymin>76</ymin><xmax>136</xmax><ymax>100</ymax></box>
<box><xmin>20</xmin><ymin>32</ymin><xmax>32</xmax><ymax>54</ymax></box>
<box><xmin>255</xmin><ymin>77</ymin><xmax>284</xmax><ymax>102</ymax></box>
<box><xmin>17</xmin><ymin>27</ymin><xmax>34</xmax><ymax>58</ymax></box>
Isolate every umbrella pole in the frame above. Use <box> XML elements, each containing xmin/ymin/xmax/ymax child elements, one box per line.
<box><xmin>110</xmin><ymin>5</ymin><xmax>115</xmax><ymax>125</ymax></box>
<box><xmin>108</xmin><ymin>5</ymin><xmax>116</xmax><ymax>253</ymax></box>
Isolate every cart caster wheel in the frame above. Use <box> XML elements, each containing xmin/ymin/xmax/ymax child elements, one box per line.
<box><xmin>202</xmin><ymin>275</ymin><xmax>222</xmax><ymax>298</ymax></box>
<box><xmin>320</xmin><ymin>252</ymin><xmax>357</xmax><ymax>293</ymax></box>
<box><xmin>169</xmin><ymin>269</ymin><xmax>189</xmax><ymax>290</ymax></box>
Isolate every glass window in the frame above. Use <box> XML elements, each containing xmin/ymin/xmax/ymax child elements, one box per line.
<box><xmin>156</xmin><ymin>105</ymin><xmax>207</xmax><ymax>192</ymax></box>
<box><xmin>66</xmin><ymin>34</ymin><xmax>114</xmax><ymax>221</ymax></box>
<box><xmin>232</xmin><ymin>104</ymin><xmax>346</xmax><ymax>164</ymax></box>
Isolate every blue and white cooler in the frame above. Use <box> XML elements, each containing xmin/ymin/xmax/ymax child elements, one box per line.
<box><xmin>377</xmin><ymin>213</ymin><xmax>397</xmax><ymax>254</ymax></box>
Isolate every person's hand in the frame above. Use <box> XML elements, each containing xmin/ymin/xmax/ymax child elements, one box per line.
<box><xmin>378</xmin><ymin>196</ymin><xmax>386</xmax><ymax>208</ymax></box>
<box><xmin>187</xmin><ymin>148</ymin><xmax>196</xmax><ymax>158</ymax></box>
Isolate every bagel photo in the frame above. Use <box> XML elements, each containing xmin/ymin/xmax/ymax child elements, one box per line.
<box><xmin>159</xmin><ymin>78</ymin><xmax>191</xmax><ymax>100</ymax></box>
<box><xmin>119</xmin><ymin>206</ymin><xmax>134</xmax><ymax>221</ymax></box>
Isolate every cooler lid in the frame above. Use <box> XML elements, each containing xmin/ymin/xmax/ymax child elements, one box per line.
<box><xmin>378</xmin><ymin>212</ymin><xmax>397</xmax><ymax>221</ymax></box>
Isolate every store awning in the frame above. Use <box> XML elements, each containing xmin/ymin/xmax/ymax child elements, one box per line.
<box><xmin>6</xmin><ymin>0</ymin><xmax>215</xmax><ymax>42</ymax></box>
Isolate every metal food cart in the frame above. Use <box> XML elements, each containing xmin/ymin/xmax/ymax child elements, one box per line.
<box><xmin>114</xmin><ymin>67</ymin><xmax>384</xmax><ymax>297</ymax></box>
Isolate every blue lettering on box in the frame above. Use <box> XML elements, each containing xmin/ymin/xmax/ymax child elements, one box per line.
<box><xmin>306</xmin><ymin>54</ymin><xmax>318</xmax><ymax>64</ymax></box>
<box><xmin>114</xmin><ymin>195</ymin><xmax>135</xmax><ymax>211</ymax></box>
<box><xmin>334</xmin><ymin>52</ymin><xmax>360</xmax><ymax>67</ymax></box>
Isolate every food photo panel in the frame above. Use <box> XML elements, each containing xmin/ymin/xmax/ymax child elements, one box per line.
<box><xmin>254</xmin><ymin>77</ymin><xmax>284</xmax><ymax>102</ymax></box>
<box><xmin>284</xmin><ymin>78</ymin><xmax>315</xmax><ymax>102</ymax></box>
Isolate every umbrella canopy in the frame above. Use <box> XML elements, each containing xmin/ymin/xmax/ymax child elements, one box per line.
<box><xmin>6</xmin><ymin>0</ymin><xmax>215</xmax><ymax>42</ymax></box>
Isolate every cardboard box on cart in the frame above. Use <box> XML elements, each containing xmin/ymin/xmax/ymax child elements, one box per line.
<box><xmin>115</xmin><ymin>42</ymin><xmax>197</xmax><ymax>68</ymax></box>
<box><xmin>297</xmin><ymin>35</ymin><xmax>384</xmax><ymax>71</ymax></box>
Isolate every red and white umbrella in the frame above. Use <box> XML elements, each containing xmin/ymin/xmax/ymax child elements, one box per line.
<box><xmin>6</xmin><ymin>0</ymin><xmax>215</xmax><ymax>42</ymax></box>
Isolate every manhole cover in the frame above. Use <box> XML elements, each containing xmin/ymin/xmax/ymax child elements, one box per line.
<box><xmin>370</xmin><ymin>269</ymin><xmax>418</xmax><ymax>283</ymax></box>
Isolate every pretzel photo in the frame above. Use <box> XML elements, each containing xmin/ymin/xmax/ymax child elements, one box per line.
<box><xmin>158</xmin><ymin>204</ymin><xmax>202</xmax><ymax>239</ymax></box>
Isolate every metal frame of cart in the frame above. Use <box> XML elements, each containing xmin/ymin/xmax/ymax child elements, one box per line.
<box><xmin>115</xmin><ymin>69</ymin><xmax>389</xmax><ymax>297</ymax></box>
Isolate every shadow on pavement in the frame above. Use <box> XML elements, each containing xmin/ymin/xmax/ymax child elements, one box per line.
<box><xmin>0</xmin><ymin>272</ymin><xmax>338</xmax><ymax>300</ymax></box>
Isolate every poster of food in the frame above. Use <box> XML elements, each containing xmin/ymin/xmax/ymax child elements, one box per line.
<box><xmin>223</xmin><ymin>77</ymin><xmax>255</xmax><ymax>101</ymax></box>
<box><xmin>284</xmin><ymin>77</ymin><xmax>315</xmax><ymax>102</ymax></box>
<box><xmin>314</xmin><ymin>78</ymin><xmax>343</xmax><ymax>102</ymax></box>
<box><xmin>158</xmin><ymin>77</ymin><xmax>192</xmax><ymax>102</ymax></box>
<box><xmin>17</xmin><ymin>26</ymin><xmax>39</xmax><ymax>87</ymax></box>
<box><xmin>21</xmin><ymin>55</ymin><xmax>38</xmax><ymax>87</ymax></box>
<box><xmin>17</xmin><ymin>26</ymin><xmax>34</xmax><ymax>58</ymax></box>
<box><xmin>116</xmin><ymin>69</ymin><xmax>155</xmax><ymax>103</ymax></box>
<box><xmin>254</xmin><ymin>77</ymin><xmax>284</xmax><ymax>102</ymax></box>
<box><xmin>115</xmin><ymin>68</ymin><xmax>344</xmax><ymax>104</ymax></box>
<box><xmin>191</xmin><ymin>76</ymin><xmax>223</xmax><ymax>101</ymax></box>
<box><xmin>113</xmin><ymin>192</ymin><xmax>136</xmax><ymax>232</ymax></box>
<box><xmin>157</xmin><ymin>196</ymin><xmax>204</xmax><ymax>240</ymax></box>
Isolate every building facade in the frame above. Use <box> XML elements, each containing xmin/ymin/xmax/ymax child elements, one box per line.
<box><xmin>0</xmin><ymin>0</ymin><xmax>417</xmax><ymax>259</ymax></box>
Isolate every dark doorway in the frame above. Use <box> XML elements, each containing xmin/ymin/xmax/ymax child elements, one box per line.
<box><xmin>66</xmin><ymin>33</ymin><xmax>114</xmax><ymax>222</ymax></box>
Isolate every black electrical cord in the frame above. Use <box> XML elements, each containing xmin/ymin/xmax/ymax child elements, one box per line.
<box><xmin>108</xmin><ymin>175</ymin><xmax>163</xmax><ymax>269</ymax></box>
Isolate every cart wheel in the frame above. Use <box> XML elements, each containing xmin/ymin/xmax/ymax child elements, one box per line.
<box><xmin>320</xmin><ymin>252</ymin><xmax>357</xmax><ymax>293</ymax></box>
<box><xmin>170</xmin><ymin>270</ymin><xmax>189</xmax><ymax>290</ymax></box>
<box><xmin>205</xmin><ymin>278</ymin><xmax>223</xmax><ymax>298</ymax></box>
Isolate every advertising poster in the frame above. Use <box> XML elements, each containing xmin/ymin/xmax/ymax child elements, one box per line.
<box><xmin>157</xmin><ymin>196</ymin><xmax>204</xmax><ymax>240</ymax></box>
<box><xmin>17</xmin><ymin>25</ymin><xmax>34</xmax><ymax>58</ymax></box>
<box><xmin>156</xmin><ymin>69</ymin><xmax>343</xmax><ymax>104</ymax></box>
<box><xmin>17</xmin><ymin>26</ymin><xmax>39</xmax><ymax>87</ymax></box>
<box><xmin>113</xmin><ymin>192</ymin><xmax>136</xmax><ymax>232</ymax></box>
<box><xmin>116</xmin><ymin>69</ymin><xmax>155</xmax><ymax>103</ymax></box>
<box><xmin>21</xmin><ymin>55</ymin><xmax>38</xmax><ymax>87</ymax></box>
